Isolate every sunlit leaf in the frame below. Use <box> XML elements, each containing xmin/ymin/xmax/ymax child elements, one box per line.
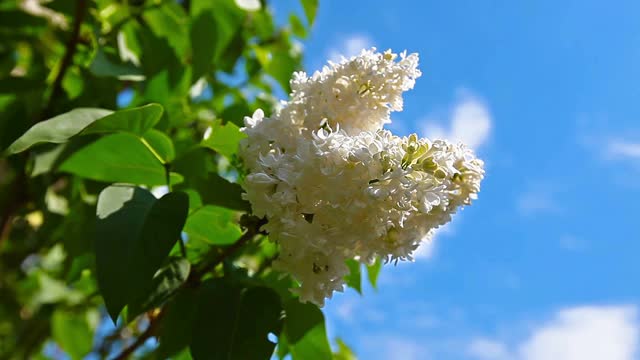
<box><xmin>59</xmin><ymin>133</ymin><xmax>181</xmax><ymax>186</ymax></box>
<box><xmin>300</xmin><ymin>0</ymin><xmax>319</xmax><ymax>25</ymax></box>
<box><xmin>201</xmin><ymin>119</ymin><xmax>246</xmax><ymax>159</ymax></box>
<box><xmin>283</xmin><ymin>299</ymin><xmax>332</xmax><ymax>360</ymax></box>
<box><xmin>366</xmin><ymin>257</ymin><xmax>382</xmax><ymax>289</ymax></box>
<box><xmin>345</xmin><ymin>259</ymin><xmax>362</xmax><ymax>294</ymax></box>
<box><xmin>7</xmin><ymin>103</ymin><xmax>163</xmax><ymax>154</ymax></box>
<box><xmin>7</xmin><ymin>108</ymin><xmax>112</xmax><ymax>154</ymax></box>
<box><xmin>142</xmin><ymin>129</ymin><xmax>175</xmax><ymax>163</ymax></box>
<box><xmin>51</xmin><ymin>309</ymin><xmax>94</xmax><ymax>360</ymax></box>
<box><xmin>333</xmin><ymin>338</ymin><xmax>357</xmax><ymax>360</ymax></box>
<box><xmin>184</xmin><ymin>206</ymin><xmax>242</xmax><ymax>245</ymax></box>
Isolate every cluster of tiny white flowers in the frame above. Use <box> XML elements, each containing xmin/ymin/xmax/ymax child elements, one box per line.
<box><xmin>238</xmin><ymin>49</ymin><xmax>484</xmax><ymax>306</ymax></box>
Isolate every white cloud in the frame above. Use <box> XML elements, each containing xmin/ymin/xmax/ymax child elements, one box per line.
<box><xmin>328</xmin><ymin>34</ymin><xmax>374</xmax><ymax>62</ymax></box>
<box><xmin>468</xmin><ymin>305</ymin><xmax>639</xmax><ymax>360</ymax></box>
<box><xmin>516</xmin><ymin>184</ymin><xmax>561</xmax><ymax>216</ymax></box>
<box><xmin>369</xmin><ymin>336</ymin><xmax>429</xmax><ymax>360</ymax></box>
<box><xmin>422</xmin><ymin>93</ymin><xmax>492</xmax><ymax>150</ymax></box>
<box><xmin>520</xmin><ymin>306</ymin><xmax>638</xmax><ymax>360</ymax></box>
<box><xmin>606</xmin><ymin>139</ymin><xmax>640</xmax><ymax>159</ymax></box>
<box><xmin>468</xmin><ymin>338</ymin><xmax>512</xmax><ymax>360</ymax></box>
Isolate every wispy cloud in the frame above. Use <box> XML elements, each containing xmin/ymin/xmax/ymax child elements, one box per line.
<box><xmin>516</xmin><ymin>184</ymin><xmax>562</xmax><ymax>216</ymax></box>
<box><xmin>363</xmin><ymin>336</ymin><xmax>430</xmax><ymax>360</ymax></box>
<box><xmin>606</xmin><ymin>139</ymin><xmax>640</xmax><ymax>159</ymax></box>
<box><xmin>421</xmin><ymin>91</ymin><xmax>492</xmax><ymax>151</ymax></box>
<box><xmin>468</xmin><ymin>338</ymin><xmax>512</xmax><ymax>360</ymax></box>
<box><xmin>468</xmin><ymin>305</ymin><xmax>639</xmax><ymax>360</ymax></box>
<box><xmin>327</xmin><ymin>34</ymin><xmax>374</xmax><ymax>62</ymax></box>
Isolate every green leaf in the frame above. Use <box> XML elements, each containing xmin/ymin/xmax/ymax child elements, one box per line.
<box><xmin>172</xmin><ymin>148</ymin><xmax>250</xmax><ymax>211</ymax></box>
<box><xmin>300</xmin><ymin>0</ymin><xmax>319</xmax><ymax>25</ymax></box>
<box><xmin>158</xmin><ymin>287</ymin><xmax>199</xmax><ymax>358</ymax></box>
<box><xmin>190</xmin><ymin>12</ymin><xmax>217</xmax><ymax>82</ymax></box>
<box><xmin>7</xmin><ymin>108</ymin><xmax>112</xmax><ymax>154</ymax></box>
<box><xmin>127</xmin><ymin>257</ymin><xmax>190</xmax><ymax>321</ymax></box>
<box><xmin>184</xmin><ymin>206</ymin><xmax>242</xmax><ymax>245</ymax></box>
<box><xmin>59</xmin><ymin>133</ymin><xmax>181</xmax><ymax>186</ymax></box>
<box><xmin>333</xmin><ymin>338</ymin><xmax>357</xmax><ymax>360</ymax></box>
<box><xmin>190</xmin><ymin>282</ymin><xmax>283</xmax><ymax>360</ymax></box>
<box><xmin>30</xmin><ymin>144</ymin><xmax>66</xmax><ymax>177</ymax></box>
<box><xmin>366</xmin><ymin>257</ymin><xmax>382</xmax><ymax>289</ymax></box>
<box><xmin>201</xmin><ymin>119</ymin><xmax>246</xmax><ymax>159</ymax></box>
<box><xmin>189</xmin><ymin>0</ymin><xmax>246</xmax><ymax>79</ymax></box>
<box><xmin>51</xmin><ymin>309</ymin><xmax>94</xmax><ymax>360</ymax></box>
<box><xmin>220</xmin><ymin>100</ymin><xmax>251</xmax><ymax>127</ymax></box>
<box><xmin>265</xmin><ymin>44</ymin><xmax>299</xmax><ymax>93</ymax></box>
<box><xmin>7</xmin><ymin>103</ymin><xmax>163</xmax><ymax>154</ymax></box>
<box><xmin>89</xmin><ymin>48</ymin><xmax>144</xmax><ymax>81</ymax></box>
<box><xmin>345</xmin><ymin>259</ymin><xmax>362</xmax><ymax>294</ymax></box>
<box><xmin>142</xmin><ymin>129</ymin><xmax>175</xmax><ymax>163</ymax></box>
<box><xmin>81</xmin><ymin>103</ymin><xmax>163</xmax><ymax>136</ymax></box>
<box><xmin>95</xmin><ymin>186</ymin><xmax>189</xmax><ymax>322</ymax></box>
<box><xmin>143</xmin><ymin>3</ymin><xmax>189</xmax><ymax>59</ymax></box>
<box><xmin>283</xmin><ymin>299</ymin><xmax>332</xmax><ymax>360</ymax></box>
<box><xmin>198</xmin><ymin>173</ymin><xmax>250</xmax><ymax>211</ymax></box>
<box><xmin>289</xmin><ymin>14</ymin><xmax>307</xmax><ymax>38</ymax></box>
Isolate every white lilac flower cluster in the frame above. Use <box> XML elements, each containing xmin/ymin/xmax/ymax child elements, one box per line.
<box><xmin>239</xmin><ymin>49</ymin><xmax>484</xmax><ymax>306</ymax></box>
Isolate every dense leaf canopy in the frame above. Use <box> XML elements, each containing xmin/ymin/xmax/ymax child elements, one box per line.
<box><xmin>0</xmin><ymin>0</ymin><xmax>372</xmax><ymax>358</ymax></box>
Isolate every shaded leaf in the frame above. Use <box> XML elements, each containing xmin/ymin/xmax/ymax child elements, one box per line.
<box><xmin>158</xmin><ymin>287</ymin><xmax>199</xmax><ymax>358</ymax></box>
<box><xmin>89</xmin><ymin>48</ymin><xmax>144</xmax><ymax>81</ymax></box>
<box><xmin>173</xmin><ymin>148</ymin><xmax>249</xmax><ymax>211</ymax></box>
<box><xmin>190</xmin><ymin>12</ymin><xmax>217</xmax><ymax>82</ymax></box>
<box><xmin>190</xmin><ymin>281</ymin><xmax>283</xmax><ymax>360</ymax></box>
<box><xmin>198</xmin><ymin>173</ymin><xmax>249</xmax><ymax>211</ymax></box>
<box><xmin>0</xmin><ymin>77</ymin><xmax>42</xmax><ymax>94</ymax></box>
<box><xmin>95</xmin><ymin>186</ymin><xmax>189</xmax><ymax>322</ymax></box>
<box><xmin>30</xmin><ymin>144</ymin><xmax>66</xmax><ymax>177</ymax></box>
<box><xmin>128</xmin><ymin>257</ymin><xmax>190</xmax><ymax>320</ymax></box>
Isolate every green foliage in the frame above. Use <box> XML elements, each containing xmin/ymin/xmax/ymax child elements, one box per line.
<box><xmin>280</xmin><ymin>299</ymin><xmax>333</xmax><ymax>360</ymax></box>
<box><xmin>345</xmin><ymin>259</ymin><xmax>362</xmax><ymax>294</ymax></box>
<box><xmin>95</xmin><ymin>185</ymin><xmax>189</xmax><ymax>322</ymax></box>
<box><xmin>0</xmin><ymin>0</ymin><xmax>362</xmax><ymax>359</ymax></box>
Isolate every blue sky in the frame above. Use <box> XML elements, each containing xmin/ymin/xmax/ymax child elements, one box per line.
<box><xmin>275</xmin><ymin>0</ymin><xmax>640</xmax><ymax>359</ymax></box>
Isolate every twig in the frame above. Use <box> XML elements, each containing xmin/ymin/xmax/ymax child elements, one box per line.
<box><xmin>111</xmin><ymin>312</ymin><xmax>163</xmax><ymax>360</ymax></box>
<box><xmin>40</xmin><ymin>0</ymin><xmax>88</xmax><ymax>121</ymax></box>
<box><xmin>189</xmin><ymin>225</ymin><xmax>260</xmax><ymax>281</ymax></box>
